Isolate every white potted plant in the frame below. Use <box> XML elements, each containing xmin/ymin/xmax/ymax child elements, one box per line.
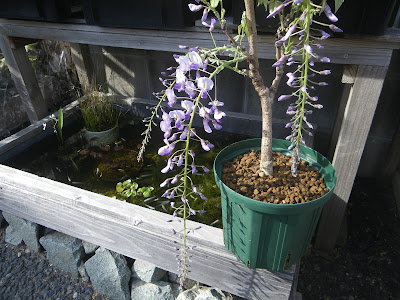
<box><xmin>79</xmin><ymin>83</ymin><xmax>120</xmax><ymax>147</ymax></box>
<box><xmin>138</xmin><ymin>0</ymin><xmax>341</xmax><ymax>285</ymax></box>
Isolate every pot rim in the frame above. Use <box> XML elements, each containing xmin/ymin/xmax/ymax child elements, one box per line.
<box><xmin>213</xmin><ymin>138</ymin><xmax>337</xmax><ymax>211</ymax></box>
<box><xmin>84</xmin><ymin>123</ymin><xmax>119</xmax><ymax>135</ymax></box>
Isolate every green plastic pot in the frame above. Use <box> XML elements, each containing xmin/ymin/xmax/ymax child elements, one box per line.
<box><xmin>214</xmin><ymin>138</ymin><xmax>336</xmax><ymax>271</ymax></box>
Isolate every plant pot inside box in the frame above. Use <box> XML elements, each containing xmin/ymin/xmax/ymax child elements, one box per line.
<box><xmin>214</xmin><ymin>138</ymin><xmax>336</xmax><ymax>271</ymax></box>
<box><xmin>83</xmin><ymin>124</ymin><xmax>119</xmax><ymax>147</ymax></box>
<box><xmin>0</xmin><ymin>0</ymin><xmax>73</xmax><ymax>22</ymax></box>
<box><xmin>82</xmin><ymin>0</ymin><xmax>196</xmax><ymax>29</ymax></box>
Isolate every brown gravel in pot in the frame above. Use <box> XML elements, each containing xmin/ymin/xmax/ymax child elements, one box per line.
<box><xmin>221</xmin><ymin>149</ymin><xmax>328</xmax><ymax>204</ymax></box>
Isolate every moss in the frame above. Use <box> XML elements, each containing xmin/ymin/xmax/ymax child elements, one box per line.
<box><xmin>96</xmin><ymin>149</ymin><xmax>143</xmax><ymax>182</ymax></box>
<box><xmin>56</xmin><ymin>117</ymin><xmax>250</xmax><ymax>229</ymax></box>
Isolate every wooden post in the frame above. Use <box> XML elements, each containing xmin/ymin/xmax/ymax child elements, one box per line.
<box><xmin>70</xmin><ymin>43</ymin><xmax>108</xmax><ymax>90</ymax></box>
<box><xmin>69</xmin><ymin>43</ymin><xmax>94</xmax><ymax>90</ymax></box>
<box><xmin>88</xmin><ymin>45</ymin><xmax>107</xmax><ymax>87</ymax></box>
<box><xmin>0</xmin><ymin>35</ymin><xmax>47</xmax><ymax>123</ymax></box>
<box><xmin>314</xmin><ymin>65</ymin><xmax>389</xmax><ymax>251</ymax></box>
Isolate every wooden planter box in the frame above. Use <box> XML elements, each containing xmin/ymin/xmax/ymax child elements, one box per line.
<box><xmin>0</xmin><ymin>100</ymin><xmax>298</xmax><ymax>300</ymax></box>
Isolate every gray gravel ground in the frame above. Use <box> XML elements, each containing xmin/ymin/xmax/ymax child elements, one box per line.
<box><xmin>0</xmin><ymin>228</ymin><xmax>110</xmax><ymax>300</ymax></box>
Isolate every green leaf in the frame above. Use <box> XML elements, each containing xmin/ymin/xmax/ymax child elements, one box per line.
<box><xmin>257</xmin><ymin>0</ymin><xmax>269</xmax><ymax>10</ymax></box>
<box><xmin>221</xmin><ymin>7</ymin><xmax>226</xmax><ymax>19</ymax></box>
<box><xmin>122</xmin><ymin>190</ymin><xmax>131</xmax><ymax>198</ymax></box>
<box><xmin>131</xmin><ymin>182</ymin><xmax>139</xmax><ymax>190</ymax></box>
<box><xmin>210</xmin><ymin>0</ymin><xmax>219</xmax><ymax>8</ymax></box>
<box><xmin>269</xmin><ymin>1</ymin><xmax>280</xmax><ymax>14</ymax></box>
<box><xmin>334</xmin><ymin>0</ymin><xmax>344</xmax><ymax>13</ymax></box>
<box><xmin>57</xmin><ymin>108</ymin><xmax>63</xmax><ymax>142</ymax></box>
<box><xmin>143</xmin><ymin>191</ymin><xmax>151</xmax><ymax>198</ymax></box>
<box><xmin>123</xmin><ymin>179</ymin><xmax>132</xmax><ymax>186</ymax></box>
<box><xmin>131</xmin><ymin>190</ymin><xmax>137</xmax><ymax>197</ymax></box>
<box><xmin>116</xmin><ymin>182</ymin><xmax>124</xmax><ymax>193</ymax></box>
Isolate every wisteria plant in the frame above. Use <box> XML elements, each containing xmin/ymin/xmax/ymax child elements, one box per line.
<box><xmin>138</xmin><ymin>0</ymin><xmax>342</xmax><ymax>285</ymax></box>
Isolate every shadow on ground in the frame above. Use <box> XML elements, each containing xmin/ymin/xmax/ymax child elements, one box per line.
<box><xmin>298</xmin><ymin>177</ymin><xmax>400</xmax><ymax>299</ymax></box>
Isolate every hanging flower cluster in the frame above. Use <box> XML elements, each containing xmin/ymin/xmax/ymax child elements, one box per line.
<box><xmin>138</xmin><ymin>40</ymin><xmax>245</xmax><ymax>284</ymax></box>
<box><xmin>269</xmin><ymin>0</ymin><xmax>342</xmax><ymax>175</ymax></box>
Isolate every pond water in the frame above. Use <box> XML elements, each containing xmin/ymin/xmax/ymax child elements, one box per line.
<box><xmin>4</xmin><ymin>113</ymin><xmax>251</xmax><ymax>227</ymax></box>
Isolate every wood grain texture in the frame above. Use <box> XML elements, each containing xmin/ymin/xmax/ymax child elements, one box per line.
<box><xmin>0</xmin><ymin>35</ymin><xmax>47</xmax><ymax>122</ymax></box>
<box><xmin>0</xmin><ymin>19</ymin><xmax>395</xmax><ymax>66</ymax></box>
<box><xmin>70</xmin><ymin>43</ymin><xmax>94</xmax><ymax>89</ymax></box>
<box><xmin>315</xmin><ymin>65</ymin><xmax>389</xmax><ymax>251</ymax></box>
<box><xmin>0</xmin><ymin>163</ymin><xmax>296</xmax><ymax>299</ymax></box>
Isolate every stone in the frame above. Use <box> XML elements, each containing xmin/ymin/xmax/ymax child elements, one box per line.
<box><xmin>168</xmin><ymin>272</ymin><xmax>198</xmax><ymax>289</ymax></box>
<box><xmin>85</xmin><ymin>247</ymin><xmax>131</xmax><ymax>300</ymax></box>
<box><xmin>195</xmin><ymin>287</ymin><xmax>230</xmax><ymax>300</ymax></box>
<box><xmin>5</xmin><ymin>226</ymin><xmax>23</xmax><ymax>246</ymax></box>
<box><xmin>78</xmin><ymin>264</ymin><xmax>90</xmax><ymax>282</ymax></box>
<box><xmin>2</xmin><ymin>212</ymin><xmax>41</xmax><ymax>251</ymax></box>
<box><xmin>176</xmin><ymin>287</ymin><xmax>199</xmax><ymax>300</ymax></box>
<box><xmin>39</xmin><ymin>232</ymin><xmax>84</xmax><ymax>277</ymax></box>
<box><xmin>81</xmin><ymin>240</ymin><xmax>99</xmax><ymax>255</ymax></box>
<box><xmin>130</xmin><ymin>279</ymin><xmax>178</xmax><ymax>300</ymax></box>
<box><xmin>131</xmin><ymin>260</ymin><xmax>167</xmax><ymax>283</ymax></box>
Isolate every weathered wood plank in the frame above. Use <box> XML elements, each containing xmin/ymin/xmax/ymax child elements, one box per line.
<box><xmin>0</xmin><ymin>19</ymin><xmax>395</xmax><ymax>66</ymax></box>
<box><xmin>0</xmin><ymin>164</ymin><xmax>296</xmax><ymax>299</ymax></box>
<box><xmin>315</xmin><ymin>65</ymin><xmax>389</xmax><ymax>251</ymax></box>
<box><xmin>0</xmin><ymin>35</ymin><xmax>47</xmax><ymax>122</ymax></box>
<box><xmin>69</xmin><ymin>43</ymin><xmax>94</xmax><ymax>89</ymax></box>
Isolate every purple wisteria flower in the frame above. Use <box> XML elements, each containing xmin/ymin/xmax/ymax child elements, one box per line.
<box><xmin>323</xmin><ymin>4</ymin><xmax>338</xmax><ymax>22</ymax></box>
<box><xmin>188</xmin><ymin>3</ymin><xmax>203</xmax><ymax>12</ymax></box>
<box><xmin>267</xmin><ymin>4</ymin><xmax>285</xmax><ymax>19</ymax></box>
<box><xmin>197</xmin><ymin>77</ymin><xmax>214</xmax><ymax>98</ymax></box>
<box><xmin>270</xmin><ymin>0</ymin><xmax>340</xmax><ymax>175</ymax></box>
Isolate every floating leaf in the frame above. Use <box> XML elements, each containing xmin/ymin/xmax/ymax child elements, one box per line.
<box><xmin>101</xmin><ymin>144</ymin><xmax>111</xmax><ymax>151</ymax></box>
<box><xmin>79</xmin><ymin>149</ymin><xmax>89</xmax><ymax>155</ymax></box>
<box><xmin>143</xmin><ymin>191</ymin><xmax>151</xmax><ymax>198</ymax></box>
<box><xmin>114</xmin><ymin>144</ymin><xmax>124</xmax><ymax>151</ymax></box>
<box><xmin>116</xmin><ymin>182</ymin><xmax>124</xmax><ymax>193</ymax></box>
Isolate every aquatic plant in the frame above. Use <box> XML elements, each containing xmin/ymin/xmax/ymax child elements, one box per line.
<box><xmin>116</xmin><ymin>179</ymin><xmax>154</xmax><ymax>200</ymax></box>
<box><xmin>78</xmin><ymin>83</ymin><xmax>120</xmax><ymax>132</ymax></box>
<box><xmin>43</xmin><ymin>107</ymin><xmax>64</xmax><ymax>147</ymax></box>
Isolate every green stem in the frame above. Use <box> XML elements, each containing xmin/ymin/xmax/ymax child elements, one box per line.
<box><xmin>296</xmin><ymin>1</ymin><xmax>312</xmax><ymax>148</ymax></box>
<box><xmin>180</xmin><ymin>65</ymin><xmax>221</xmax><ymax>280</ymax></box>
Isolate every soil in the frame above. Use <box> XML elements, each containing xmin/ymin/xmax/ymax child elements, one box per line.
<box><xmin>221</xmin><ymin>150</ymin><xmax>328</xmax><ymax>204</ymax></box>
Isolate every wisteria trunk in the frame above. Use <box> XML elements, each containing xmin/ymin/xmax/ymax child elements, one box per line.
<box><xmin>260</xmin><ymin>94</ymin><xmax>274</xmax><ymax>175</ymax></box>
<box><xmin>244</xmin><ymin>0</ymin><xmax>274</xmax><ymax>175</ymax></box>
